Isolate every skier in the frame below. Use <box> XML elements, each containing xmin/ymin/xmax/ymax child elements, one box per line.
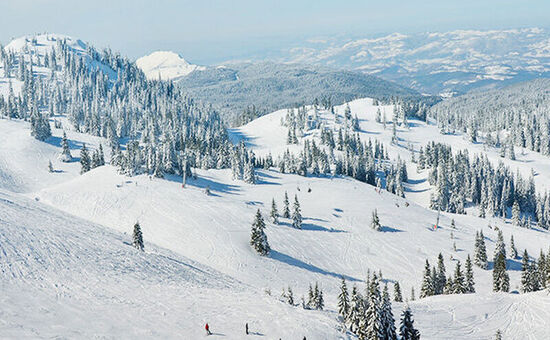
<box><xmin>205</xmin><ymin>323</ymin><xmax>212</xmax><ymax>335</ymax></box>
<box><xmin>245</xmin><ymin>323</ymin><xmax>249</xmax><ymax>335</ymax></box>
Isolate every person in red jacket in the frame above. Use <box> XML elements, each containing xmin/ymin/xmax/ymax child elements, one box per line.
<box><xmin>205</xmin><ymin>323</ymin><xmax>212</xmax><ymax>335</ymax></box>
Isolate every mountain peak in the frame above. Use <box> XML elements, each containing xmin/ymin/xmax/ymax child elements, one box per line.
<box><xmin>136</xmin><ymin>51</ymin><xmax>205</xmax><ymax>80</ymax></box>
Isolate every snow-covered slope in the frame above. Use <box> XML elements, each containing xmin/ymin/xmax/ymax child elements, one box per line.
<box><xmin>136</xmin><ymin>51</ymin><xmax>205</xmax><ymax>80</ymax></box>
<box><xmin>0</xmin><ymin>33</ymin><xmax>116</xmax><ymax>98</ymax></box>
<box><xmin>0</xmin><ymin>189</ymin><xmax>345</xmax><ymax>339</ymax></box>
<box><xmin>2</xmin><ymin>95</ymin><xmax>550</xmax><ymax>338</ymax></box>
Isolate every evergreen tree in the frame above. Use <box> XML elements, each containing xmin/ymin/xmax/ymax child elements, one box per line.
<box><xmin>292</xmin><ymin>194</ymin><xmax>302</xmax><ymax>229</ymax></box>
<box><xmin>371</xmin><ymin>209</ymin><xmax>381</xmax><ymax>231</ymax></box>
<box><xmin>338</xmin><ymin>277</ymin><xmax>350</xmax><ymax>322</ymax></box>
<box><xmin>465</xmin><ymin>254</ymin><xmax>475</xmax><ymax>293</ymax></box>
<box><xmin>394</xmin><ymin>281</ymin><xmax>403</xmax><ymax>302</ymax></box>
<box><xmin>80</xmin><ymin>143</ymin><xmax>91</xmax><ymax>174</ymax></box>
<box><xmin>510</xmin><ymin>235</ymin><xmax>518</xmax><ymax>259</ymax></box>
<box><xmin>435</xmin><ymin>253</ymin><xmax>446</xmax><ymax>295</ymax></box>
<box><xmin>286</xmin><ymin>286</ymin><xmax>294</xmax><ymax>305</ymax></box>
<box><xmin>493</xmin><ymin>230</ymin><xmax>506</xmax><ymax>262</ymax></box>
<box><xmin>452</xmin><ymin>261</ymin><xmax>466</xmax><ymax>294</ymax></box>
<box><xmin>493</xmin><ymin>252</ymin><xmax>510</xmax><ymax>292</ymax></box>
<box><xmin>250</xmin><ymin>209</ymin><xmax>270</xmax><ymax>256</ymax></box>
<box><xmin>474</xmin><ymin>230</ymin><xmax>488</xmax><ymax>269</ymax></box>
<box><xmin>348</xmin><ymin>285</ymin><xmax>363</xmax><ymax>333</ymax></box>
<box><xmin>364</xmin><ymin>274</ymin><xmax>383</xmax><ymax>340</ymax></box>
<box><xmin>59</xmin><ymin>131</ymin><xmax>72</xmax><ymax>162</ymax></box>
<box><xmin>420</xmin><ymin>259</ymin><xmax>434</xmax><ymax>298</ymax></box>
<box><xmin>512</xmin><ymin>200</ymin><xmax>521</xmax><ymax>226</ymax></box>
<box><xmin>132</xmin><ymin>222</ymin><xmax>144</xmax><ymax>251</ymax></box>
<box><xmin>381</xmin><ymin>284</ymin><xmax>398</xmax><ymax>340</ymax></box>
<box><xmin>283</xmin><ymin>191</ymin><xmax>290</xmax><ymax>218</ymax></box>
<box><xmin>399</xmin><ymin>307</ymin><xmax>420</xmax><ymax>340</ymax></box>
<box><xmin>270</xmin><ymin>198</ymin><xmax>279</xmax><ymax>224</ymax></box>
<box><xmin>521</xmin><ymin>249</ymin><xmax>531</xmax><ymax>293</ymax></box>
<box><xmin>243</xmin><ymin>159</ymin><xmax>256</xmax><ymax>184</ymax></box>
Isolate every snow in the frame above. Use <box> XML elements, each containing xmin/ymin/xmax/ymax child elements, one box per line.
<box><xmin>1</xmin><ymin>98</ymin><xmax>550</xmax><ymax>338</ymax></box>
<box><xmin>0</xmin><ymin>34</ymin><xmax>117</xmax><ymax>98</ymax></box>
<box><xmin>136</xmin><ymin>51</ymin><xmax>205</xmax><ymax>80</ymax></box>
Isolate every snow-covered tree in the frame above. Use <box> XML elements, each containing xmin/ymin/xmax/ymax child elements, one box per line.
<box><xmin>291</xmin><ymin>194</ymin><xmax>302</xmax><ymax>229</ymax></box>
<box><xmin>338</xmin><ymin>277</ymin><xmax>350</xmax><ymax>322</ymax></box>
<box><xmin>250</xmin><ymin>209</ymin><xmax>270</xmax><ymax>256</ymax></box>
<box><xmin>80</xmin><ymin>143</ymin><xmax>91</xmax><ymax>174</ymax></box>
<box><xmin>474</xmin><ymin>230</ymin><xmax>488</xmax><ymax>269</ymax></box>
<box><xmin>493</xmin><ymin>252</ymin><xmax>509</xmax><ymax>292</ymax></box>
<box><xmin>59</xmin><ymin>131</ymin><xmax>72</xmax><ymax>162</ymax></box>
<box><xmin>371</xmin><ymin>209</ymin><xmax>381</xmax><ymax>231</ymax></box>
<box><xmin>132</xmin><ymin>222</ymin><xmax>144</xmax><ymax>251</ymax></box>
<box><xmin>282</xmin><ymin>191</ymin><xmax>291</xmax><ymax>218</ymax></box>
<box><xmin>270</xmin><ymin>198</ymin><xmax>279</xmax><ymax>224</ymax></box>
<box><xmin>399</xmin><ymin>307</ymin><xmax>420</xmax><ymax>340</ymax></box>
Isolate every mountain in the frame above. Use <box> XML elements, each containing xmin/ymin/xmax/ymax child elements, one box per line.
<box><xmin>2</xmin><ymin>96</ymin><xmax>550</xmax><ymax>338</ymax></box>
<box><xmin>280</xmin><ymin>28</ymin><xmax>550</xmax><ymax>95</ymax></box>
<box><xmin>136</xmin><ymin>51</ymin><xmax>205</xmax><ymax>80</ymax></box>
<box><xmin>167</xmin><ymin>61</ymin><xmax>424</xmax><ymax>121</ymax></box>
<box><xmin>2</xmin><ymin>33</ymin><xmax>550</xmax><ymax>339</ymax></box>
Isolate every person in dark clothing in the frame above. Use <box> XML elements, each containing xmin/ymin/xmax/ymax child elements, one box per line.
<box><xmin>245</xmin><ymin>323</ymin><xmax>249</xmax><ymax>334</ymax></box>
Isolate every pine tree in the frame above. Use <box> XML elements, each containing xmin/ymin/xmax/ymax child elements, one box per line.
<box><xmin>493</xmin><ymin>252</ymin><xmax>510</xmax><ymax>292</ymax></box>
<box><xmin>512</xmin><ymin>200</ymin><xmax>521</xmax><ymax>226</ymax></box>
<box><xmin>292</xmin><ymin>194</ymin><xmax>302</xmax><ymax>229</ymax></box>
<box><xmin>510</xmin><ymin>235</ymin><xmax>518</xmax><ymax>259</ymax></box>
<box><xmin>270</xmin><ymin>198</ymin><xmax>279</xmax><ymax>224</ymax></box>
<box><xmin>59</xmin><ymin>131</ymin><xmax>72</xmax><ymax>162</ymax></box>
<box><xmin>399</xmin><ymin>307</ymin><xmax>420</xmax><ymax>340</ymax></box>
<box><xmin>420</xmin><ymin>259</ymin><xmax>434</xmax><ymax>298</ymax></box>
<box><xmin>286</xmin><ymin>286</ymin><xmax>294</xmax><ymax>305</ymax></box>
<box><xmin>371</xmin><ymin>209</ymin><xmax>381</xmax><ymax>231</ymax></box>
<box><xmin>364</xmin><ymin>274</ymin><xmax>383</xmax><ymax>340</ymax></box>
<box><xmin>394</xmin><ymin>281</ymin><xmax>403</xmax><ymax>302</ymax></box>
<box><xmin>381</xmin><ymin>284</ymin><xmax>398</xmax><ymax>340</ymax></box>
<box><xmin>465</xmin><ymin>254</ymin><xmax>475</xmax><ymax>293</ymax></box>
<box><xmin>452</xmin><ymin>261</ymin><xmax>466</xmax><ymax>294</ymax></box>
<box><xmin>493</xmin><ymin>230</ymin><xmax>506</xmax><ymax>262</ymax></box>
<box><xmin>521</xmin><ymin>249</ymin><xmax>532</xmax><ymax>293</ymax></box>
<box><xmin>435</xmin><ymin>253</ymin><xmax>446</xmax><ymax>295</ymax></box>
<box><xmin>338</xmin><ymin>277</ymin><xmax>350</xmax><ymax>322</ymax></box>
<box><xmin>474</xmin><ymin>230</ymin><xmax>488</xmax><ymax>269</ymax></box>
<box><xmin>132</xmin><ymin>222</ymin><xmax>144</xmax><ymax>251</ymax></box>
<box><xmin>348</xmin><ymin>285</ymin><xmax>363</xmax><ymax>333</ymax></box>
<box><xmin>250</xmin><ymin>209</ymin><xmax>270</xmax><ymax>256</ymax></box>
<box><xmin>282</xmin><ymin>191</ymin><xmax>290</xmax><ymax>218</ymax></box>
<box><xmin>80</xmin><ymin>143</ymin><xmax>91</xmax><ymax>174</ymax></box>
<box><xmin>410</xmin><ymin>287</ymin><xmax>415</xmax><ymax>301</ymax></box>
<box><xmin>243</xmin><ymin>159</ymin><xmax>256</xmax><ymax>184</ymax></box>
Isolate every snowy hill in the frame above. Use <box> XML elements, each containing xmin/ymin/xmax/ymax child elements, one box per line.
<box><xmin>279</xmin><ymin>28</ymin><xmax>550</xmax><ymax>95</ymax></box>
<box><xmin>175</xmin><ymin>62</ymin><xmax>424</xmax><ymax>120</ymax></box>
<box><xmin>136</xmin><ymin>51</ymin><xmax>205</xmax><ymax>80</ymax></box>
<box><xmin>1</xmin><ymin>33</ymin><xmax>550</xmax><ymax>339</ymax></box>
<box><xmin>0</xmin><ymin>98</ymin><xmax>549</xmax><ymax>338</ymax></box>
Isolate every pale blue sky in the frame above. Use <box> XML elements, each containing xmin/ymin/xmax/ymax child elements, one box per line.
<box><xmin>1</xmin><ymin>0</ymin><xmax>548</xmax><ymax>64</ymax></box>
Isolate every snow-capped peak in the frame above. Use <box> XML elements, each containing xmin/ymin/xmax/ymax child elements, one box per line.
<box><xmin>136</xmin><ymin>51</ymin><xmax>205</xmax><ymax>80</ymax></box>
<box><xmin>5</xmin><ymin>33</ymin><xmax>88</xmax><ymax>56</ymax></box>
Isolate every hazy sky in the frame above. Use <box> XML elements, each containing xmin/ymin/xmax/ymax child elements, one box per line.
<box><xmin>1</xmin><ymin>0</ymin><xmax>549</xmax><ymax>64</ymax></box>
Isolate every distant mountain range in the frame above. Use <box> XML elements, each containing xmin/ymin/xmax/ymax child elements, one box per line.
<box><xmin>136</xmin><ymin>54</ymin><xmax>424</xmax><ymax>119</ymax></box>
<box><xmin>280</xmin><ymin>28</ymin><xmax>550</xmax><ymax>95</ymax></box>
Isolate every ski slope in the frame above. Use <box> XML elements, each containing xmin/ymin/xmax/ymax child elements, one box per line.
<box><xmin>1</xmin><ymin>98</ymin><xmax>550</xmax><ymax>338</ymax></box>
